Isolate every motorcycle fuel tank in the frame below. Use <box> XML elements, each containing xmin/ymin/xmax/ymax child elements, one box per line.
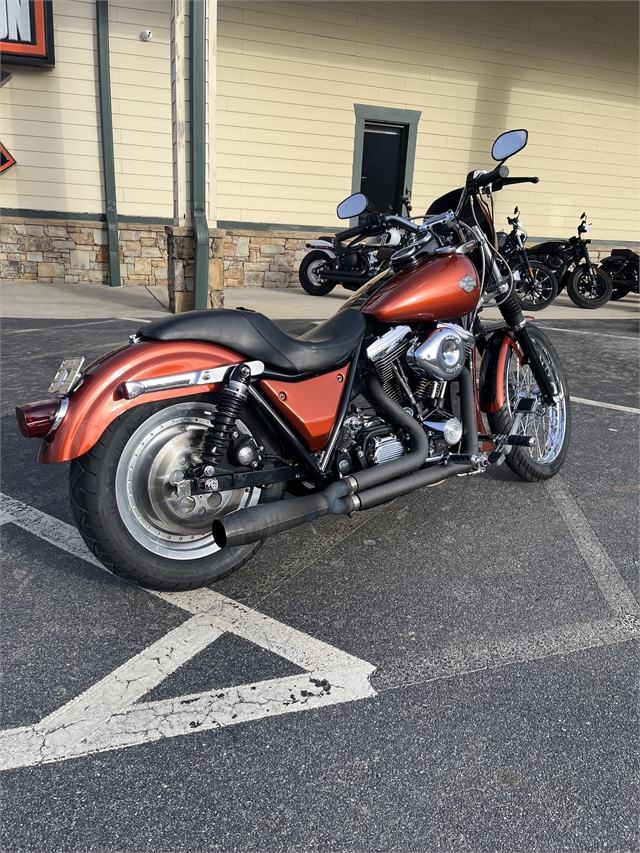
<box><xmin>360</xmin><ymin>254</ymin><xmax>479</xmax><ymax>323</ymax></box>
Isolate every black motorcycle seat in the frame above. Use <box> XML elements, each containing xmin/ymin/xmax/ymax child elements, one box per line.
<box><xmin>610</xmin><ymin>248</ymin><xmax>639</xmax><ymax>261</ymax></box>
<box><xmin>139</xmin><ymin>308</ymin><xmax>366</xmax><ymax>375</ymax></box>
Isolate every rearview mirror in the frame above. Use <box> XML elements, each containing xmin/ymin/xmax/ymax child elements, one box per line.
<box><xmin>492</xmin><ymin>129</ymin><xmax>528</xmax><ymax>162</ymax></box>
<box><xmin>337</xmin><ymin>193</ymin><xmax>368</xmax><ymax>219</ymax></box>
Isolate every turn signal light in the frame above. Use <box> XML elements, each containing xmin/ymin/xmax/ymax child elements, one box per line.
<box><xmin>15</xmin><ymin>399</ymin><xmax>63</xmax><ymax>439</ymax></box>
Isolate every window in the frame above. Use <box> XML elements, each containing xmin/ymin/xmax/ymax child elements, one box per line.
<box><xmin>352</xmin><ymin>105</ymin><xmax>421</xmax><ymax>217</ymax></box>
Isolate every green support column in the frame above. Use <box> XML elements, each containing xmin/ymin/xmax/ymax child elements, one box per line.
<box><xmin>190</xmin><ymin>0</ymin><xmax>209</xmax><ymax>309</ymax></box>
<box><xmin>96</xmin><ymin>0</ymin><xmax>121</xmax><ymax>287</ymax></box>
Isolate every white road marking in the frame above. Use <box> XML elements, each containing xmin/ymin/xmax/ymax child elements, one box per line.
<box><xmin>542</xmin><ymin>326</ymin><xmax>638</xmax><ymax>342</ymax></box>
<box><xmin>0</xmin><ymin>494</ymin><xmax>376</xmax><ymax>770</ymax></box>
<box><xmin>377</xmin><ymin>615</ymin><xmax>640</xmax><ymax>691</ymax></box>
<box><xmin>2</xmin><ymin>477</ymin><xmax>639</xmax><ymax>769</ymax></box>
<box><xmin>570</xmin><ymin>396</ymin><xmax>640</xmax><ymax>414</ymax></box>
<box><xmin>544</xmin><ymin>475</ymin><xmax>640</xmax><ymax>618</ymax></box>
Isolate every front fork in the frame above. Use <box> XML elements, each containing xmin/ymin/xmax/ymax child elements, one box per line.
<box><xmin>475</xmin><ymin>225</ymin><xmax>556</xmax><ymax>406</ymax></box>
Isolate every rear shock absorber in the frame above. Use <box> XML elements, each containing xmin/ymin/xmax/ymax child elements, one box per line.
<box><xmin>200</xmin><ymin>363</ymin><xmax>252</xmax><ymax>470</ymax></box>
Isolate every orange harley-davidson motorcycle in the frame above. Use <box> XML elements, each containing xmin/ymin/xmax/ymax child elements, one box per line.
<box><xmin>16</xmin><ymin>130</ymin><xmax>570</xmax><ymax>591</ymax></box>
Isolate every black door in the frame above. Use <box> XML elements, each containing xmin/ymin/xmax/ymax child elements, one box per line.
<box><xmin>360</xmin><ymin>121</ymin><xmax>408</xmax><ymax>215</ymax></box>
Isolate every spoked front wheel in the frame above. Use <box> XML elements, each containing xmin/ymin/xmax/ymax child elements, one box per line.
<box><xmin>488</xmin><ymin>327</ymin><xmax>570</xmax><ymax>481</ymax></box>
<box><xmin>70</xmin><ymin>397</ymin><xmax>284</xmax><ymax>590</ymax></box>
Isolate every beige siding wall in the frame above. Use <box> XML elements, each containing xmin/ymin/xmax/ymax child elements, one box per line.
<box><xmin>0</xmin><ymin>0</ymin><xmax>103</xmax><ymax>215</ymax></box>
<box><xmin>0</xmin><ymin>0</ymin><xmax>173</xmax><ymax>220</ymax></box>
<box><xmin>109</xmin><ymin>1</ymin><xmax>173</xmax><ymax>219</ymax></box>
<box><xmin>217</xmin><ymin>1</ymin><xmax>639</xmax><ymax>243</ymax></box>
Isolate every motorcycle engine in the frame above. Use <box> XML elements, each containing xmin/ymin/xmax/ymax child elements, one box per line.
<box><xmin>336</xmin><ymin>324</ymin><xmax>472</xmax><ymax>473</ymax></box>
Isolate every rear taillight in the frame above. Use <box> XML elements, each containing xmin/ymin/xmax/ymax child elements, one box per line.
<box><xmin>15</xmin><ymin>399</ymin><xmax>65</xmax><ymax>439</ymax></box>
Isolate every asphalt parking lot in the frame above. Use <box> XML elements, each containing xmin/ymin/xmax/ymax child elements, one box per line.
<box><xmin>1</xmin><ymin>303</ymin><xmax>638</xmax><ymax>852</ymax></box>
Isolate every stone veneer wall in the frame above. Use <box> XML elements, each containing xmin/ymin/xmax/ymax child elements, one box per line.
<box><xmin>221</xmin><ymin>228</ymin><xmax>319</xmax><ymax>288</ymax></box>
<box><xmin>217</xmin><ymin>228</ymin><xmax>620</xmax><ymax>289</ymax></box>
<box><xmin>0</xmin><ymin>218</ymin><xmax>169</xmax><ymax>286</ymax></box>
<box><xmin>0</xmin><ymin>217</ymin><xmax>623</xmax><ymax>304</ymax></box>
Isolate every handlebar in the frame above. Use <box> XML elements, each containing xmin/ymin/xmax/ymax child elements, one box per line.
<box><xmin>334</xmin><ymin>211</ymin><xmax>420</xmax><ymax>243</ymax></box>
<box><xmin>470</xmin><ymin>164</ymin><xmax>510</xmax><ymax>189</ymax></box>
<box><xmin>500</xmin><ymin>176</ymin><xmax>539</xmax><ymax>186</ymax></box>
<box><xmin>334</xmin><ymin>222</ymin><xmax>368</xmax><ymax>242</ymax></box>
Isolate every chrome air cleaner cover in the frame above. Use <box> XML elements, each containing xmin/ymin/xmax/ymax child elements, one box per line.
<box><xmin>407</xmin><ymin>323</ymin><xmax>475</xmax><ymax>381</ymax></box>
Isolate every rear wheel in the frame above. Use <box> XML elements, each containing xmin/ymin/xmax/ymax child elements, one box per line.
<box><xmin>566</xmin><ymin>265</ymin><xmax>612</xmax><ymax>309</ymax></box>
<box><xmin>610</xmin><ymin>286</ymin><xmax>633</xmax><ymax>301</ymax></box>
<box><xmin>70</xmin><ymin>397</ymin><xmax>285</xmax><ymax>590</ymax></box>
<box><xmin>488</xmin><ymin>327</ymin><xmax>570</xmax><ymax>481</ymax></box>
<box><xmin>299</xmin><ymin>250</ymin><xmax>336</xmax><ymax>296</ymax></box>
<box><xmin>513</xmin><ymin>260</ymin><xmax>558</xmax><ymax>311</ymax></box>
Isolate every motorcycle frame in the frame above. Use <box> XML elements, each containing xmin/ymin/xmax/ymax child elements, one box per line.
<box><xmin>38</xmin><ymin>316</ymin><xmax>515</xmax><ymax>490</ymax></box>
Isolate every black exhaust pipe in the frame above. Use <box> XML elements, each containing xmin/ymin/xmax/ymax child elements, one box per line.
<box><xmin>213</xmin><ymin>368</ymin><xmax>478</xmax><ymax>549</ymax></box>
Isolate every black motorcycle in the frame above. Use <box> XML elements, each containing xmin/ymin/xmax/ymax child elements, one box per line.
<box><xmin>528</xmin><ymin>212</ymin><xmax>612</xmax><ymax>309</ymax></box>
<box><xmin>299</xmin><ymin>194</ymin><xmax>413</xmax><ymax>296</ymax></box>
<box><xmin>497</xmin><ymin>207</ymin><xmax>558</xmax><ymax>311</ymax></box>
<box><xmin>598</xmin><ymin>249</ymin><xmax>639</xmax><ymax>301</ymax></box>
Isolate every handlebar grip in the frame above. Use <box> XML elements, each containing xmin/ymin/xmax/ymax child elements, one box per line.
<box><xmin>475</xmin><ymin>164</ymin><xmax>509</xmax><ymax>188</ymax></box>
<box><xmin>501</xmin><ymin>176</ymin><xmax>539</xmax><ymax>186</ymax></box>
<box><xmin>335</xmin><ymin>223</ymin><xmax>368</xmax><ymax>242</ymax></box>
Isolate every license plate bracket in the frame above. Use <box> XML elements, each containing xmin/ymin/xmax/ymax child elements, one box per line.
<box><xmin>49</xmin><ymin>358</ymin><xmax>85</xmax><ymax>397</ymax></box>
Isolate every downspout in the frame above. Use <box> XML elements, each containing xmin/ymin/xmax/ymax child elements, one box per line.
<box><xmin>190</xmin><ymin>0</ymin><xmax>209</xmax><ymax>309</ymax></box>
<box><xmin>95</xmin><ymin>0</ymin><xmax>121</xmax><ymax>287</ymax></box>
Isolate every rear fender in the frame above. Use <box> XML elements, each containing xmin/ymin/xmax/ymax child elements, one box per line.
<box><xmin>478</xmin><ymin>331</ymin><xmax>522</xmax><ymax>414</ymax></box>
<box><xmin>39</xmin><ymin>340</ymin><xmax>245</xmax><ymax>463</ymax></box>
<box><xmin>305</xmin><ymin>242</ymin><xmax>336</xmax><ymax>259</ymax></box>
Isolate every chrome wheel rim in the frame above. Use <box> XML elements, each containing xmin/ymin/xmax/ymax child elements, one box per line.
<box><xmin>307</xmin><ymin>258</ymin><xmax>328</xmax><ymax>286</ymax></box>
<box><xmin>515</xmin><ymin>267</ymin><xmax>553</xmax><ymax>306</ymax></box>
<box><xmin>575</xmin><ymin>271</ymin><xmax>606</xmax><ymax>299</ymax></box>
<box><xmin>505</xmin><ymin>340</ymin><xmax>567</xmax><ymax>465</ymax></box>
<box><xmin>115</xmin><ymin>401</ymin><xmax>260</xmax><ymax>560</ymax></box>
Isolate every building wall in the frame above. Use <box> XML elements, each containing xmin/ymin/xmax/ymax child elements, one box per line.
<box><xmin>216</xmin><ymin>0</ymin><xmax>639</xmax><ymax>244</ymax></box>
<box><xmin>109</xmin><ymin>0</ymin><xmax>173</xmax><ymax>220</ymax></box>
<box><xmin>0</xmin><ymin>0</ymin><xmax>103</xmax><ymax>216</ymax></box>
<box><xmin>0</xmin><ymin>0</ymin><xmax>173</xmax><ymax>221</ymax></box>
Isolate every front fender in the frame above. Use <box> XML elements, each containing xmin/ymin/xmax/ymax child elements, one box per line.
<box><xmin>478</xmin><ymin>331</ymin><xmax>521</xmax><ymax>414</ymax></box>
<box><xmin>39</xmin><ymin>340</ymin><xmax>244</xmax><ymax>463</ymax></box>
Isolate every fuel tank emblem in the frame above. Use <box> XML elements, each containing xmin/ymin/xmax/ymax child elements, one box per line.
<box><xmin>459</xmin><ymin>274</ymin><xmax>477</xmax><ymax>293</ymax></box>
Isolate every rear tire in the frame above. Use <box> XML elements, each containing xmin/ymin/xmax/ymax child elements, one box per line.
<box><xmin>487</xmin><ymin>327</ymin><xmax>570</xmax><ymax>482</ymax></box>
<box><xmin>299</xmin><ymin>250</ymin><xmax>336</xmax><ymax>296</ymax></box>
<box><xmin>69</xmin><ymin>396</ymin><xmax>285</xmax><ymax>590</ymax></box>
<box><xmin>567</xmin><ymin>265</ymin><xmax>612</xmax><ymax>309</ymax></box>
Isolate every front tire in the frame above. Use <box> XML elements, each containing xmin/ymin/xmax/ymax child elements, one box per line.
<box><xmin>70</xmin><ymin>397</ymin><xmax>285</xmax><ymax>590</ymax></box>
<box><xmin>567</xmin><ymin>265</ymin><xmax>612</xmax><ymax>309</ymax></box>
<box><xmin>488</xmin><ymin>327</ymin><xmax>570</xmax><ymax>481</ymax></box>
<box><xmin>299</xmin><ymin>250</ymin><xmax>336</xmax><ymax>296</ymax></box>
<box><xmin>513</xmin><ymin>260</ymin><xmax>558</xmax><ymax>311</ymax></box>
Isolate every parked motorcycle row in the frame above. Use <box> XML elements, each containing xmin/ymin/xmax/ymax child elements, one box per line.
<box><xmin>301</xmin><ymin>199</ymin><xmax>639</xmax><ymax>312</ymax></box>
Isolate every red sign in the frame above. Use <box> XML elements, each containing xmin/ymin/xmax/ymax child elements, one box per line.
<box><xmin>0</xmin><ymin>141</ymin><xmax>16</xmax><ymax>173</ymax></box>
<box><xmin>0</xmin><ymin>0</ymin><xmax>55</xmax><ymax>67</ymax></box>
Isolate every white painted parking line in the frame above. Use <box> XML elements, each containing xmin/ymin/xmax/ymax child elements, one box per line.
<box><xmin>543</xmin><ymin>326</ymin><xmax>638</xmax><ymax>342</ymax></box>
<box><xmin>570</xmin><ymin>397</ymin><xmax>640</xmax><ymax>414</ymax></box>
<box><xmin>378</xmin><ymin>615</ymin><xmax>640</xmax><ymax>691</ymax></box>
<box><xmin>2</xmin><ymin>484</ymin><xmax>639</xmax><ymax>769</ymax></box>
<box><xmin>0</xmin><ymin>493</ymin><xmax>376</xmax><ymax>770</ymax></box>
<box><xmin>545</xmin><ymin>476</ymin><xmax>640</xmax><ymax>618</ymax></box>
